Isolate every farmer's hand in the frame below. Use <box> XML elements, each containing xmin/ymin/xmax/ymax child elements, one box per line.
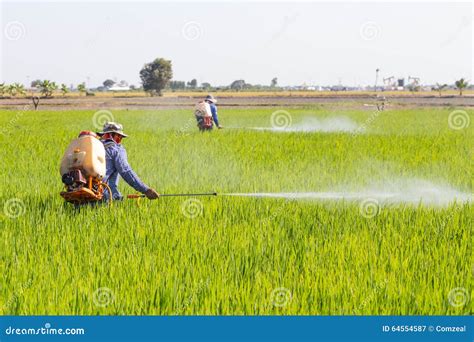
<box><xmin>145</xmin><ymin>188</ymin><xmax>160</xmax><ymax>200</ymax></box>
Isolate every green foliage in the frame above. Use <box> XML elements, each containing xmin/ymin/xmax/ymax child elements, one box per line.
<box><xmin>230</xmin><ymin>79</ymin><xmax>246</xmax><ymax>91</ymax></box>
<box><xmin>407</xmin><ymin>84</ymin><xmax>420</xmax><ymax>93</ymax></box>
<box><xmin>455</xmin><ymin>78</ymin><xmax>469</xmax><ymax>96</ymax></box>
<box><xmin>77</xmin><ymin>83</ymin><xmax>86</xmax><ymax>95</ymax></box>
<box><xmin>201</xmin><ymin>82</ymin><xmax>211</xmax><ymax>90</ymax></box>
<box><xmin>60</xmin><ymin>84</ymin><xmax>69</xmax><ymax>96</ymax></box>
<box><xmin>169</xmin><ymin>80</ymin><xmax>186</xmax><ymax>91</ymax></box>
<box><xmin>38</xmin><ymin>80</ymin><xmax>58</xmax><ymax>98</ymax></box>
<box><xmin>433</xmin><ymin>83</ymin><xmax>448</xmax><ymax>97</ymax></box>
<box><xmin>103</xmin><ymin>79</ymin><xmax>115</xmax><ymax>88</ymax></box>
<box><xmin>0</xmin><ymin>107</ymin><xmax>472</xmax><ymax>315</ymax></box>
<box><xmin>30</xmin><ymin>79</ymin><xmax>42</xmax><ymax>88</ymax></box>
<box><xmin>139</xmin><ymin>58</ymin><xmax>173</xmax><ymax>96</ymax></box>
<box><xmin>187</xmin><ymin>79</ymin><xmax>197</xmax><ymax>89</ymax></box>
<box><xmin>5</xmin><ymin>83</ymin><xmax>26</xmax><ymax>97</ymax></box>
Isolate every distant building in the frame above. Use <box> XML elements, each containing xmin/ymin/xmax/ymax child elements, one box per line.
<box><xmin>108</xmin><ymin>85</ymin><xmax>130</xmax><ymax>91</ymax></box>
<box><xmin>397</xmin><ymin>78</ymin><xmax>405</xmax><ymax>90</ymax></box>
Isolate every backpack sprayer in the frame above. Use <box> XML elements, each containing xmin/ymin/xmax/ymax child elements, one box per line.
<box><xmin>60</xmin><ymin>131</ymin><xmax>217</xmax><ymax>205</ymax></box>
<box><xmin>194</xmin><ymin>101</ymin><xmax>214</xmax><ymax>131</ymax></box>
<box><xmin>59</xmin><ymin>131</ymin><xmax>112</xmax><ymax>205</ymax></box>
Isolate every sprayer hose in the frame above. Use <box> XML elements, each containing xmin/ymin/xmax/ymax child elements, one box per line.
<box><xmin>101</xmin><ymin>182</ymin><xmax>113</xmax><ymax>207</ymax></box>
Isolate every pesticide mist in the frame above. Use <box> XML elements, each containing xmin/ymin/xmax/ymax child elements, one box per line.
<box><xmin>224</xmin><ymin>179</ymin><xmax>472</xmax><ymax>207</ymax></box>
<box><xmin>252</xmin><ymin>116</ymin><xmax>360</xmax><ymax>133</ymax></box>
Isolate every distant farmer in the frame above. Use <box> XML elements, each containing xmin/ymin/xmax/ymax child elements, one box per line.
<box><xmin>194</xmin><ymin>94</ymin><xmax>222</xmax><ymax>131</ymax></box>
<box><xmin>376</xmin><ymin>96</ymin><xmax>387</xmax><ymax>111</ymax></box>
<box><xmin>97</xmin><ymin>122</ymin><xmax>159</xmax><ymax>201</ymax></box>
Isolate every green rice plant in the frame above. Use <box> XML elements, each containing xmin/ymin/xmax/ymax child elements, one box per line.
<box><xmin>0</xmin><ymin>107</ymin><xmax>472</xmax><ymax>315</ymax></box>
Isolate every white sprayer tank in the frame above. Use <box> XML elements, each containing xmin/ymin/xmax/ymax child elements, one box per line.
<box><xmin>195</xmin><ymin>101</ymin><xmax>212</xmax><ymax>117</ymax></box>
<box><xmin>60</xmin><ymin>134</ymin><xmax>106</xmax><ymax>179</ymax></box>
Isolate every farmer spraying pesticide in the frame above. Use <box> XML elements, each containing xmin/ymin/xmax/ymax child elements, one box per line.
<box><xmin>60</xmin><ymin>121</ymin><xmax>218</xmax><ymax>205</ymax></box>
<box><xmin>97</xmin><ymin>122</ymin><xmax>160</xmax><ymax>201</ymax></box>
<box><xmin>194</xmin><ymin>94</ymin><xmax>222</xmax><ymax>131</ymax></box>
<box><xmin>59</xmin><ymin>122</ymin><xmax>159</xmax><ymax>205</ymax></box>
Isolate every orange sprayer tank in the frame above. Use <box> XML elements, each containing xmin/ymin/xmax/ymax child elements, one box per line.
<box><xmin>60</xmin><ymin>134</ymin><xmax>106</xmax><ymax>179</ymax></box>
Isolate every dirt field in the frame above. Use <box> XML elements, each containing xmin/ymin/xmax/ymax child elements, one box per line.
<box><xmin>0</xmin><ymin>93</ymin><xmax>472</xmax><ymax>111</ymax></box>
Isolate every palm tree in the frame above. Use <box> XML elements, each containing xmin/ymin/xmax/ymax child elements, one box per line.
<box><xmin>5</xmin><ymin>83</ymin><xmax>25</xmax><ymax>97</ymax></box>
<box><xmin>454</xmin><ymin>78</ymin><xmax>468</xmax><ymax>96</ymax></box>
<box><xmin>77</xmin><ymin>83</ymin><xmax>86</xmax><ymax>96</ymax></box>
<box><xmin>38</xmin><ymin>80</ymin><xmax>58</xmax><ymax>98</ymax></box>
<box><xmin>14</xmin><ymin>83</ymin><xmax>26</xmax><ymax>97</ymax></box>
<box><xmin>0</xmin><ymin>83</ymin><xmax>6</xmax><ymax>97</ymax></box>
<box><xmin>60</xmin><ymin>84</ymin><xmax>69</xmax><ymax>97</ymax></box>
<box><xmin>6</xmin><ymin>84</ymin><xmax>15</xmax><ymax>97</ymax></box>
<box><xmin>433</xmin><ymin>83</ymin><xmax>448</xmax><ymax>97</ymax></box>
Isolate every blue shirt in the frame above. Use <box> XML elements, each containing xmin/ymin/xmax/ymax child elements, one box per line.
<box><xmin>209</xmin><ymin>102</ymin><xmax>219</xmax><ymax>127</ymax></box>
<box><xmin>102</xmin><ymin>139</ymin><xmax>149</xmax><ymax>200</ymax></box>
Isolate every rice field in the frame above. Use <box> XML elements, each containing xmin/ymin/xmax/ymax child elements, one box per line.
<box><xmin>0</xmin><ymin>105</ymin><xmax>472</xmax><ymax>315</ymax></box>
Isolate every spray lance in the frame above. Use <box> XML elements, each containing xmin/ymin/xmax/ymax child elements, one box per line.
<box><xmin>127</xmin><ymin>192</ymin><xmax>218</xmax><ymax>199</ymax></box>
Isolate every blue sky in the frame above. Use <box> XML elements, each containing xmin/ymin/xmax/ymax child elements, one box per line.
<box><xmin>1</xmin><ymin>1</ymin><xmax>472</xmax><ymax>87</ymax></box>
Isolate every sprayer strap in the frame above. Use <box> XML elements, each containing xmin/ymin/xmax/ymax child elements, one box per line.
<box><xmin>103</xmin><ymin>141</ymin><xmax>115</xmax><ymax>148</ymax></box>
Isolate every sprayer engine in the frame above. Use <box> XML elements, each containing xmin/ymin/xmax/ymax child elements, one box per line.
<box><xmin>62</xmin><ymin>169</ymin><xmax>86</xmax><ymax>187</ymax></box>
<box><xmin>59</xmin><ymin>131</ymin><xmax>108</xmax><ymax>204</ymax></box>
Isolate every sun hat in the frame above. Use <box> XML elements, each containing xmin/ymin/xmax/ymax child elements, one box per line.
<box><xmin>97</xmin><ymin>122</ymin><xmax>128</xmax><ymax>137</ymax></box>
<box><xmin>205</xmin><ymin>94</ymin><xmax>217</xmax><ymax>104</ymax></box>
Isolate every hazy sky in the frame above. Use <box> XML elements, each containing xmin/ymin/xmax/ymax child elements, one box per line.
<box><xmin>1</xmin><ymin>1</ymin><xmax>472</xmax><ymax>87</ymax></box>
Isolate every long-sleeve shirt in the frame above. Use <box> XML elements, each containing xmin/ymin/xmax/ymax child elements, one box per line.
<box><xmin>102</xmin><ymin>139</ymin><xmax>149</xmax><ymax>200</ymax></box>
<box><xmin>209</xmin><ymin>103</ymin><xmax>219</xmax><ymax>127</ymax></box>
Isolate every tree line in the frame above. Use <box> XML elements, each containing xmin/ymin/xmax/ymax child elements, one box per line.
<box><xmin>0</xmin><ymin>56</ymin><xmax>470</xmax><ymax>98</ymax></box>
<box><xmin>139</xmin><ymin>58</ymin><xmax>282</xmax><ymax>95</ymax></box>
<box><xmin>0</xmin><ymin>80</ymin><xmax>86</xmax><ymax>98</ymax></box>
